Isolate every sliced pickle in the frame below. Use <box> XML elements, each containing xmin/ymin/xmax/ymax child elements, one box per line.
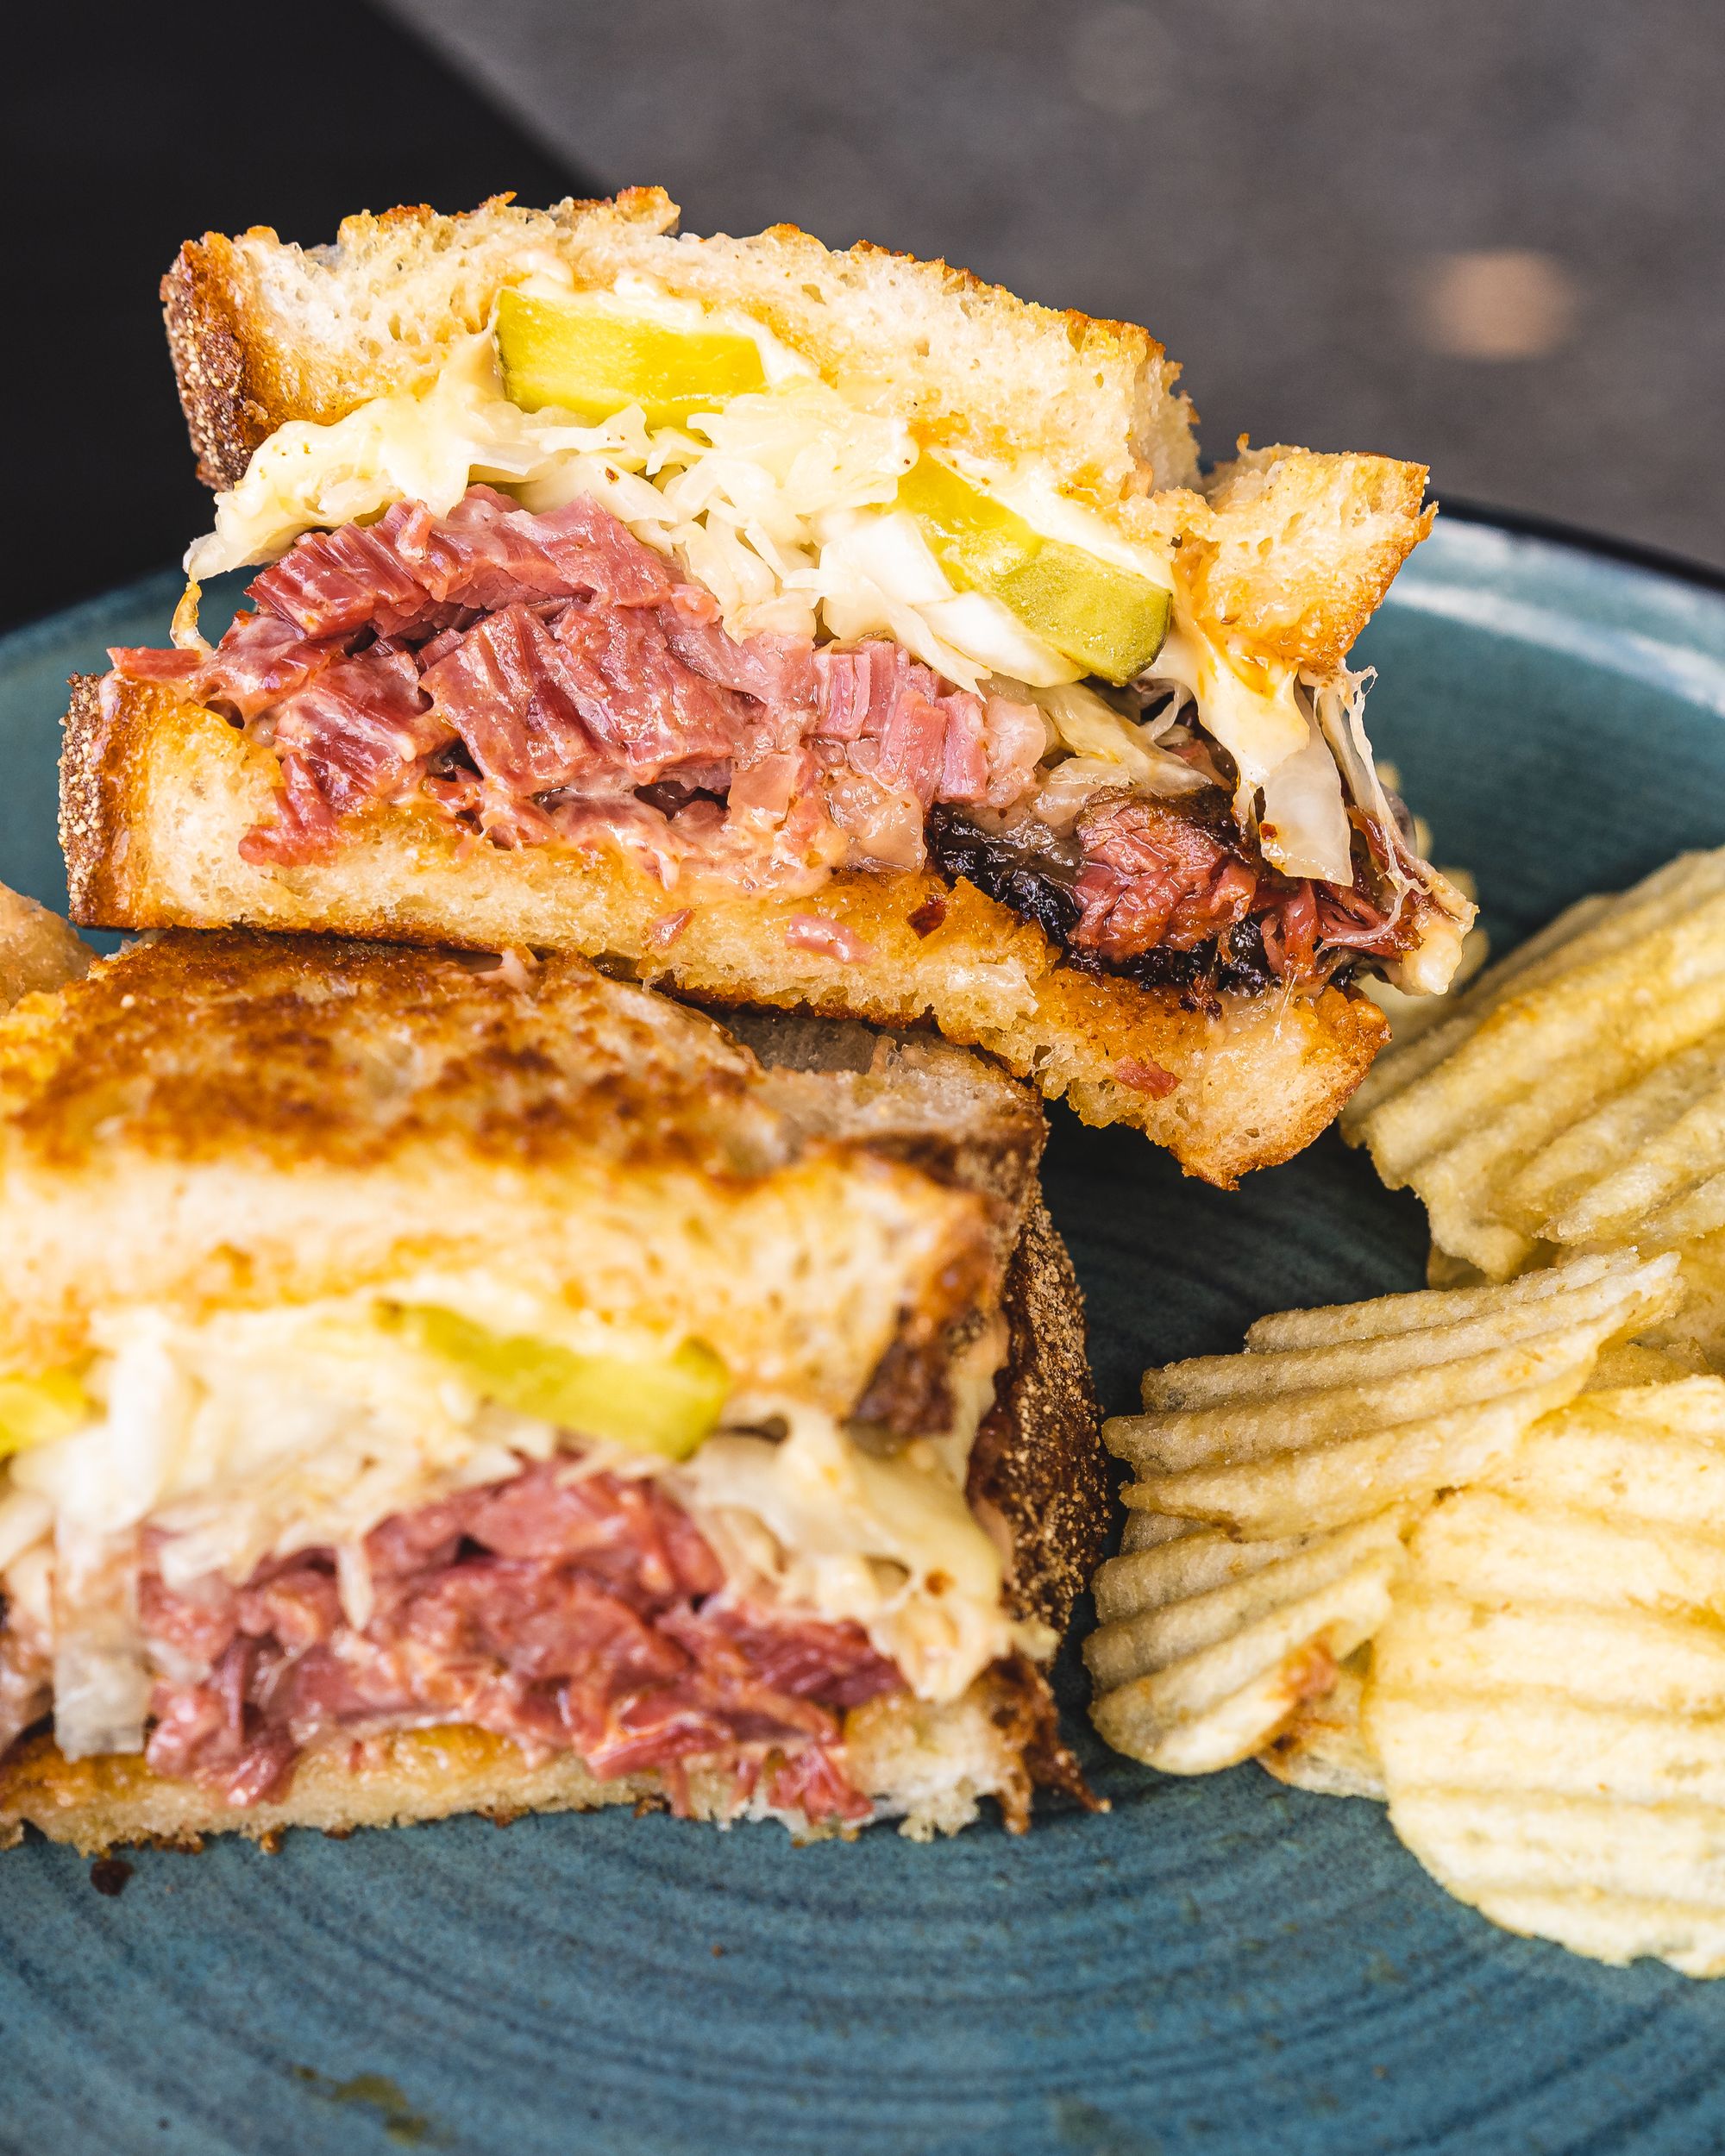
<box><xmin>395</xmin><ymin>1305</ymin><xmax>729</xmax><ymax>1460</ymax></box>
<box><xmin>896</xmin><ymin>454</ymin><xmax>1170</xmax><ymax>684</ymax></box>
<box><xmin>0</xmin><ymin>1368</ymin><xmax>93</xmax><ymax>1460</ymax></box>
<box><xmin>495</xmin><ymin>287</ymin><xmax>768</xmax><ymax>429</ymax></box>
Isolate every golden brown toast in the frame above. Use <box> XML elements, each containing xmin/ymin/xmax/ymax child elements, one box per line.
<box><xmin>0</xmin><ymin>964</ymin><xmax>1103</xmax><ymax>1850</ymax></box>
<box><xmin>0</xmin><ymin>926</ymin><xmax>1024</xmax><ymax>1418</ymax></box>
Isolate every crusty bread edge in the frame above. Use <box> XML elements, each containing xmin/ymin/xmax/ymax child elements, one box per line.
<box><xmin>969</xmin><ymin>1193</ymin><xmax>1105</xmax><ymax>1636</ymax></box>
<box><xmin>162</xmin><ymin>191</ymin><xmax>681</xmax><ymax>492</ymax></box>
<box><xmin>162</xmin><ymin>232</ymin><xmax>273</xmax><ymax>494</ymax></box>
<box><xmin>60</xmin><ymin>673</ymin><xmax>143</xmax><ymax>928</ymax></box>
<box><xmin>1184</xmin><ymin>445</ymin><xmax>1438</xmax><ymax>675</ymax></box>
<box><xmin>60</xmin><ymin>678</ymin><xmax>1389</xmax><ymax>1186</ymax></box>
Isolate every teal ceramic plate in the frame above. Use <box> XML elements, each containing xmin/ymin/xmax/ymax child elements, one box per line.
<box><xmin>4</xmin><ymin>511</ymin><xmax>1725</xmax><ymax>2155</ymax></box>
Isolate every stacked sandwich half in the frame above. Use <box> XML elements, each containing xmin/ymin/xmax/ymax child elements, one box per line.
<box><xmin>3</xmin><ymin>189</ymin><xmax>1456</xmax><ymax>1851</ymax></box>
<box><xmin>0</xmin><ymin>929</ymin><xmax>1101</xmax><ymax>1846</ymax></box>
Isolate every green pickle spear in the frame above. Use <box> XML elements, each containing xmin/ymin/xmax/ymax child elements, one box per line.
<box><xmin>395</xmin><ymin>1306</ymin><xmax>729</xmax><ymax>1461</ymax></box>
<box><xmin>496</xmin><ymin>287</ymin><xmax>768</xmax><ymax>429</ymax></box>
<box><xmin>0</xmin><ymin>1368</ymin><xmax>93</xmax><ymax>1460</ymax></box>
<box><xmin>896</xmin><ymin>454</ymin><xmax>1170</xmax><ymax>684</ymax></box>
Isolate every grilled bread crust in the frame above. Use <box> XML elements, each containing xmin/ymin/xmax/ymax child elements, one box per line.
<box><xmin>0</xmin><ymin>1192</ymin><xmax>1102</xmax><ymax>1855</ymax></box>
<box><xmin>0</xmin><ymin>925</ymin><xmax>1022</xmax><ymax>1427</ymax></box>
<box><xmin>968</xmin><ymin>1194</ymin><xmax>1106</xmax><ymax>1635</ymax></box>
<box><xmin>160</xmin><ymin>192</ymin><xmax>1427</xmax><ymax>675</ymax></box>
<box><xmin>60</xmin><ymin>676</ymin><xmax>1389</xmax><ymax>1187</ymax></box>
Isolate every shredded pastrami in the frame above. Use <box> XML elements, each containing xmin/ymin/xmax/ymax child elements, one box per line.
<box><xmin>109</xmin><ymin>486</ymin><xmax>1044</xmax><ymax>890</ymax></box>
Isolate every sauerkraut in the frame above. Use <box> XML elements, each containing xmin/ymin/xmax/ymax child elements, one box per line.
<box><xmin>0</xmin><ymin>1285</ymin><xmax>1026</xmax><ymax>1758</ymax></box>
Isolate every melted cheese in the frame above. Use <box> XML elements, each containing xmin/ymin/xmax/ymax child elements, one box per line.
<box><xmin>1150</xmin><ymin>628</ymin><xmax>1354</xmax><ymax>882</ymax></box>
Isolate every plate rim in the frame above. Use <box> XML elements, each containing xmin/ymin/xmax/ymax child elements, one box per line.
<box><xmin>1437</xmin><ymin>497</ymin><xmax>1725</xmax><ymax>600</ymax></box>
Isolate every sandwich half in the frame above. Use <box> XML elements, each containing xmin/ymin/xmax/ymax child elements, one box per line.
<box><xmin>66</xmin><ymin>189</ymin><xmax>1473</xmax><ymax>1184</ymax></box>
<box><xmin>0</xmin><ymin>926</ymin><xmax>1103</xmax><ymax>1853</ymax></box>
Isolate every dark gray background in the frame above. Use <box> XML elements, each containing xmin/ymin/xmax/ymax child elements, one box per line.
<box><xmin>386</xmin><ymin>0</ymin><xmax>1725</xmax><ymax>567</ymax></box>
<box><xmin>2</xmin><ymin>0</ymin><xmax>580</xmax><ymax>630</ymax></box>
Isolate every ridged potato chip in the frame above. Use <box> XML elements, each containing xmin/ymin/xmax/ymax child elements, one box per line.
<box><xmin>1346</xmin><ymin>851</ymin><xmax>1725</xmax><ymax>1135</ymax></box>
<box><xmin>1367</xmin><ymin>1378</ymin><xmax>1725</xmax><ymax>1974</ymax></box>
<box><xmin>1088</xmin><ymin>1256</ymin><xmax>1678</xmax><ymax>1782</ymax></box>
<box><xmin>1118</xmin><ymin>1509</ymin><xmax>1199</xmax><ymax>1555</ymax></box>
<box><xmin>1087</xmin><ymin>1508</ymin><xmax>1408</xmax><ymax>1773</ymax></box>
<box><xmin>1107</xmin><ymin>1252</ymin><xmax>1678</xmax><ymax>1537</ymax></box>
<box><xmin>1345</xmin><ymin>848</ymin><xmax>1725</xmax><ymax>1363</ymax></box>
<box><xmin>1586</xmin><ymin>1337</ymin><xmax>1708</xmax><ymax>1388</ymax></box>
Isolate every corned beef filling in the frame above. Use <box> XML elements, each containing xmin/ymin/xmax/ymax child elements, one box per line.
<box><xmin>114</xmin><ymin>1458</ymin><xmax>905</xmax><ymax>1823</ymax></box>
<box><xmin>109</xmin><ymin>485</ymin><xmax>1420</xmax><ymax>990</ymax></box>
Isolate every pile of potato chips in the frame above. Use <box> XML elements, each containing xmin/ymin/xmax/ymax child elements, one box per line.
<box><xmin>1089</xmin><ymin>1254</ymin><xmax>1678</xmax><ymax>1776</ymax></box>
<box><xmin>1346</xmin><ymin>848</ymin><xmax>1725</xmax><ymax>1361</ymax></box>
<box><xmin>1372</xmin><ymin>1379</ymin><xmax>1725</xmax><ymax>1975</ymax></box>
<box><xmin>1090</xmin><ymin>847</ymin><xmax>1725</xmax><ymax>1974</ymax></box>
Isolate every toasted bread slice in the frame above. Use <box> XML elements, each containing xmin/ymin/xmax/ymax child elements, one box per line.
<box><xmin>160</xmin><ymin>192</ymin><xmax>1427</xmax><ymax>674</ymax></box>
<box><xmin>165</xmin><ymin>189</ymin><xmax>1199</xmax><ymax>509</ymax></box>
<box><xmin>61</xmin><ymin>678</ymin><xmax>1388</xmax><ymax>1187</ymax></box>
<box><xmin>0</xmin><ymin>924</ymin><xmax>1024</xmax><ymax>1420</ymax></box>
<box><xmin>1187</xmin><ymin>442</ymin><xmax>1434</xmax><ymax>674</ymax></box>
